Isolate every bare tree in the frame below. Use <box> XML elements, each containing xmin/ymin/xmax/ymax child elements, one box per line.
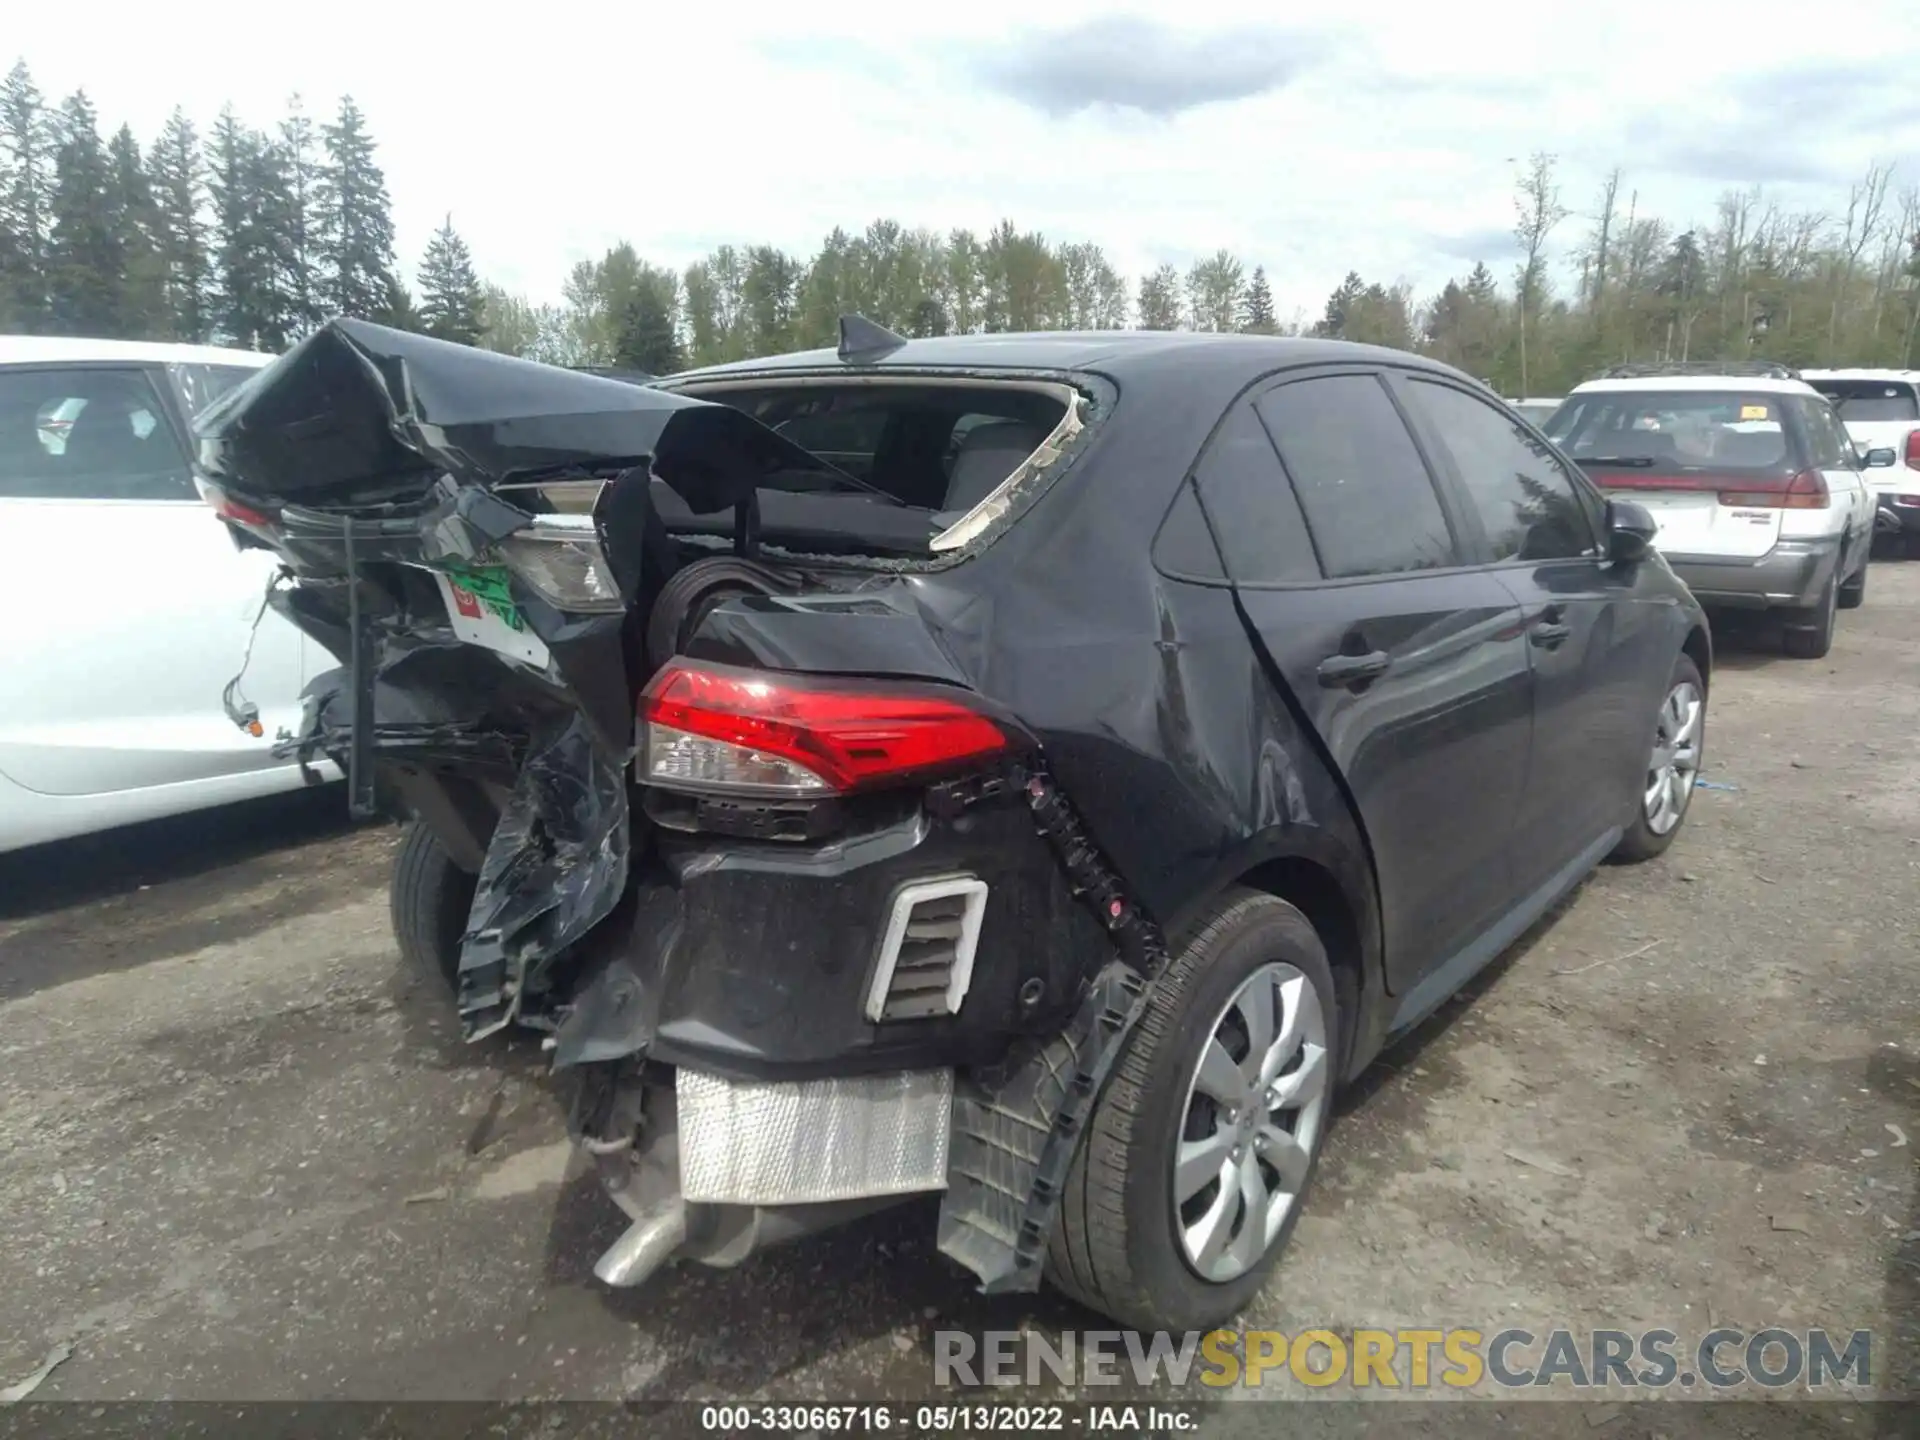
<box><xmin>1513</xmin><ymin>152</ymin><xmax>1570</xmax><ymax>395</ymax></box>
<box><xmin>1830</xmin><ymin>162</ymin><xmax>1893</xmax><ymax>351</ymax></box>
<box><xmin>1566</xmin><ymin>167</ymin><xmax>1623</xmax><ymax>353</ymax></box>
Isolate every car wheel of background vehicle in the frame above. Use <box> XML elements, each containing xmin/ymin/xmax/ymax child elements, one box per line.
<box><xmin>1838</xmin><ymin>556</ymin><xmax>1868</xmax><ymax>610</ymax></box>
<box><xmin>1609</xmin><ymin>654</ymin><xmax>1705</xmax><ymax>864</ymax></box>
<box><xmin>1045</xmin><ymin>889</ymin><xmax>1338</xmax><ymax>1332</ymax></box>
<box><xmin>1782</xmin><ymin>574</ymin><xmax>1837</xmax><ymax>660</ymax></box>
<box><xmin>391</xmin><ymin>820</ymin><xmax>476</xmax><ymax>991</ymax></box>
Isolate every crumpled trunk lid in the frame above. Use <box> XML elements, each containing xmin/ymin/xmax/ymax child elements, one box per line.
<box><xmin>194</xmin><ymin>316</ymin><xmax>840</xmax><ymax>514</ymax></box>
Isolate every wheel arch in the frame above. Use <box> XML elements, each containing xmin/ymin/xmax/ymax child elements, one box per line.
<box><xmin>1166</xmin><ymin>832</ymin><xmax>1386</xmax><ymax>1085</ymax></box>
<box><xmin>1681</xmin><ymin>621</ymin><xmax>1712</xmax><ymax>693</ymax></box>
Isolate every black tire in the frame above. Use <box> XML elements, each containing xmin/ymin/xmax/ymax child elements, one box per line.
<box><xmin>391</xmin><ymin>820</ymin><xmax>476</xmax><ymax>991</ymax></box>
<box><xmin>1045</xmin><ymin>889</ymin><xmax>1339</xmax><ymax>1332</ymax></box>
<box><xmin>1838</xmin><ymin>554</ymin><xmax>1868</xmax><ymax>610</ymax></box>
<box><xmin>1609</xmin><ymin>652</ymin><xmax>1707</xmax><ymax>864</ymax></box>
<box><xmin>1782</xmin><ymin>572</ymin><xmax>1838</xmax><ymax>659</ymax></box>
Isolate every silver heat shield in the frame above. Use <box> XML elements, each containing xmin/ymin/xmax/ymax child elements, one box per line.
<box><xmin>676</xmin><ymin>1067</ymin><xmax>954</xmax><ymax>1206</ymax></box>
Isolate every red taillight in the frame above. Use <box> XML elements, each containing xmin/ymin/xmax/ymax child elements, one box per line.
<box><xmin>638</xmin><ymin>659</ymin><xmax>1010</xmax><ymax>796</ymax></box>
<box><xmin>196</xmin><ymin>479</ymin><xmax>277</xmax><ymax>532</ymax></box>
<box><xmin>1718</xmin><ymin>471</ymin><xmax>1829</xmax><ymax>510</ymax></box>
<box><xmin>1905</xmin><ymin>430</ymin><xmax>1920</xmax><ymax>471</ymax></box>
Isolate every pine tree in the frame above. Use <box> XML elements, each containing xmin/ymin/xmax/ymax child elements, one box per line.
<box><xmin>1241</xmin><ymin>266</ymin><xmax>1277</xmax><ymax>333</ymax></box>
<box><xmin>0</xmin><ymin>61</ymin><xmax>54</xmax><ymax>330</ymax></box>
<box><xmin>613</xmin><ymin>274</ymin><xmax>682</xmax><ymax>373</ymax></box>
<box><xmin>247</xmin><ymin>133</ymin><xmax>300</xmax><ymax>348</ymax></box>
<box><xmin>149</xmin><ymin>108</ymin><xmax>210</xmax><ymax>341</ymax></box>
<box><xmin>209</xmin><ymin>107</ymin><xmax>274</xmax><ymax>347</ymax></box>
<box><xmin>418</xmin><ymin>213</ymin><xmax>483</xmax><ymax>344</ymax></box>
<box><xmin>317</xmin><ymin>96</ymin><xmax>396</xmax><ymax>320</ymax></box>
<box><xmin>1313</xmin><ymin>271</ymin><xmax>1366</xmax><ymax>338</ymax></box>
<box><xmin>46</xmin><ymin>91</ymin><xmax>119</xmax><ymax>336</ymax></box>
<box><xmin>274</xmin><ymin>96</ymin><xmax>323</xmax><ymax>337</ymax></box>
<box><xmin>104</xmin><ymin>124</ymin><xmax>166</xmax><ymax>339</ymax></box>
<box><xmin>377</xmin><ymin>272</ymin><xmax>421</xmax><ymax>332</ymax></box>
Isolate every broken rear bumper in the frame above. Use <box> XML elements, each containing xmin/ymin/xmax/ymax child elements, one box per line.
<box><xmin>552</xmin><ymin>777</ymin><xmax>1113</xmax><ymax>1080</ymax></box>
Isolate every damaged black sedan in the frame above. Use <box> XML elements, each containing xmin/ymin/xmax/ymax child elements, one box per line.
<box><xmin>193</xmin><ymin>316</ymin><xmax>1710</xmax><ymax>1330</ymax></box>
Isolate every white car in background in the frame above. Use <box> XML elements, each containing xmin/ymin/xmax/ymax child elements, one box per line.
<box><xmin>1509</xmin><ymin>396</ymin><xmax>1564</xmax><ymax>428</ymax></box>
<box><xmin>1802</xmin><ymin>367</ymin><xmax>1920</xmax><ymax>549</ymax></box>
<box><xmin>0</xmin><ymin>337</ymin><xmax>337</xmax><ymax>853</ymax></box>
<box><xmin>1546</xmin><ymin>362</ymin><xmax>1877</xmax><ymax>659</ymax></box>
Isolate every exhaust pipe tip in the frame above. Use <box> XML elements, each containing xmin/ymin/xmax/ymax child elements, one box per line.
<box><xmin>593</xmin><ymin>1199</ymin><xmax>689</xmax><ymax>1289</ymax></box>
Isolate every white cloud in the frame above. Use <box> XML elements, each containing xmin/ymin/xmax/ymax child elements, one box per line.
<box><xmin>9</xmin><ymin>0</ymin><xmax>1919</xmax><ymax>319</ymax></box>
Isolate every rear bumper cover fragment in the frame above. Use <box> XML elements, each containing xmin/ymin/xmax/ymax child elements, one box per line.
<box><xmin>934</xmin><ymin>768</ymin><xmax>1171</xmax><ymax>1294</ymax></box>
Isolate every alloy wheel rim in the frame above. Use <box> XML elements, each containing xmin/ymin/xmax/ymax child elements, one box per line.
<box><xmin>1644</xmin><ymin>680</ymin><xmax>1703</xmax><ymax>836</ymax></box>
<box><xmin>1172</xmin><ymin>961</ymin><xmax>1330</xmax><ymax>1283</ymax></box>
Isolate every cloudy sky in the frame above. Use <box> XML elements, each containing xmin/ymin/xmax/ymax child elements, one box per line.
<box><xmin>11</xmin><ymin>1</ymin><xmax>1919</xmax><ymax>319</ymax></box>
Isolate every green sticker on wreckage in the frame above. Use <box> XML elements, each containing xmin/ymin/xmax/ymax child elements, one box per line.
<box><xmin>438</xmin><ymin>563</ymin><xmax>529</xmax><ymax>632</ymax></box>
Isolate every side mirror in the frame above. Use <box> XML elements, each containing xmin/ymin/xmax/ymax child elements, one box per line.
<box><xmin>1863</xmin><ymin>446</ymin><xmax>1897</xmax><ymax>469</ymax></box>
<box><xmin>1607</xmin><ymin>498</ymin><xmax>1658</xmax><ymax>564</ymax></box>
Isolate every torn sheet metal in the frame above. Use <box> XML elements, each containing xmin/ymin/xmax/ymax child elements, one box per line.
<box><xmin>457</xmin><ymin>713</ymin><xmax>630</xmax><ymax>1040</ymax></box>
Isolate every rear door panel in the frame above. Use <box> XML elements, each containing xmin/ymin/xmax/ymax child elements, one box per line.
<box><xmin>1233</xmin><ymin>577</ymin><xmax>1533</xmax><ymax>990</ymax></box>
<box><xmin>1190</xmin><ymin>370</ymin><xmax>1533</xmax><ymax>994</ymax></box>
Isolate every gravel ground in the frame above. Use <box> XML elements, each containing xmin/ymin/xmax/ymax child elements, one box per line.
<box><xmin>2</xmin><ymin>560</ymin><xmax>1917</xmax><ymax>1432</ymax></box>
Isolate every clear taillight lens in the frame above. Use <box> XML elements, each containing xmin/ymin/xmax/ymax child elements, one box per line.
<box><xmin>497</xmin><ymin>514</ymin><xmax>623</xmax><ymax>613</ymax></box>
<box><xmin>643</xmin><ymin>720</ymin><xmax>836</xmax><ymax>795</ymax></box>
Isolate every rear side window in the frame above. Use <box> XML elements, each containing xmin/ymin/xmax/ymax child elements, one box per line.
<box><xmin>1793</xmin><ymin>397</ymin><xmax>1849</xmax><ymax>469</ymax></box>
<box><xmin>1181</xmin><ymin>399</ymin><xmax>1319</xmax><ymax>584</ymax></box>
<box><xmin>1255</xmin><ymin>374</ymin><xmax>1460</xmax><ymax>579</ymax></box>
<box><xmin>1548</xmin><ymin>390</ymin><xmax>1793</xmax><ymax>473</ymax></box>
<box><xmin>0</xmin><ymin>366</ymin><xmax>193</xmax><ymax>501</ymax></box>
<box><xmin>170</xmin><ymin>362</ymin><xmax>264</xmax><ymax>422</ymax></box>
<box><xmin>1813</xmin><ymin>379</ymin><xmax>1920</xmax><ymax>423</ymax></box>
<box><xmin>1151</xmin><ymin>477</ymin><xmax>1227</xmax><ymax>581</ymax></box>
<box><xmin>1402</xmin><ymin>378</ymin><xmax>1596</xmax><ymax>562</ymax></box>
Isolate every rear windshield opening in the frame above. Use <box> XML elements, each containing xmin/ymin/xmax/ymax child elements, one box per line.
<box><xmin>655</xmin><ymin>379</ymin><xmax>1073</xmax><ymax>558</ymax></box>
<box><xmin>1548</xmin><ymin>391</ymin><xmax>1791</xmax><ymax>472</ymax></box>
<box><xmin>1813</xmin><ymin>380</ymin><xmax>1919</xmax><ymax>424</ymax></box>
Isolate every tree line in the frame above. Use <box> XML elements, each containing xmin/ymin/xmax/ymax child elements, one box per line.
<box><xmin>3</xmin><ymin>58</ymin><xmax>1917</xmax><ymax>396</ymax></box>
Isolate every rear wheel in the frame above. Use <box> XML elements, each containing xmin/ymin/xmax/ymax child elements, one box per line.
<box><xmin>1609</xmin><ymin>654</ymin><xmax>1705</xmax><ymax>864</ymax></box>
<box><xmin>391</xmin><ymin>820</ymin><xmax>476</xmax><ymax>990</ymax></box>
<box><xmin>1046</xmin><ymin>890</ymin><xmax>1338</xmax><ymax>1331</ymax></box>
<box><xmin>1782</xmin><ymin>573</ymin><xmax>1837</xmax><ymax>659</ymax></box>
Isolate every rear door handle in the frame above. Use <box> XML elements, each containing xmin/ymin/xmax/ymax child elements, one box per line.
<box><xmin>1530</xmin><ymin>622</ymin><xmax>1571</xmax><ymax>648</ymax></box>
<box><xmin>1317</xmin><ymin>650</ymin><xmax>1392</xmax><ymax>688</ymax></box>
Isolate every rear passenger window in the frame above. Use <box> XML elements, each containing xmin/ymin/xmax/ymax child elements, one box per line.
<box><xmin>1254</xmin><ymin>375</ymin><xmax>1459</xmax><ymax>579</ymax></box>
<box><xmin>1182</xmin><ymin>400</ymin><xmax>1319</xmax><ymax>583</ymax></box>
<box><xmin>1402</xmin><ymin>378</ymin><xmax>1596</xmax><ymax>562</ymax></box>
<box><xmin>0</xmin><ymin>367</ymin><xmax>192</xmax><ymax>501</ymax></box>
<box><xmin>1795</xmin><ymin>398</ymin><xmax>1849</xmax><ymax>469</ymax></box>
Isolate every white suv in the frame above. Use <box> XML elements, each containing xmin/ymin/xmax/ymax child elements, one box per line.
<box><xmin>1802</xmin><ymin>368</ymin><xmax>1920</xmax><ymax>551</ymax></box>
<box><xmin>1543</xmin><ymin>362</ymin><xmax>1876</xmax><ymax>659</ymax></box>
